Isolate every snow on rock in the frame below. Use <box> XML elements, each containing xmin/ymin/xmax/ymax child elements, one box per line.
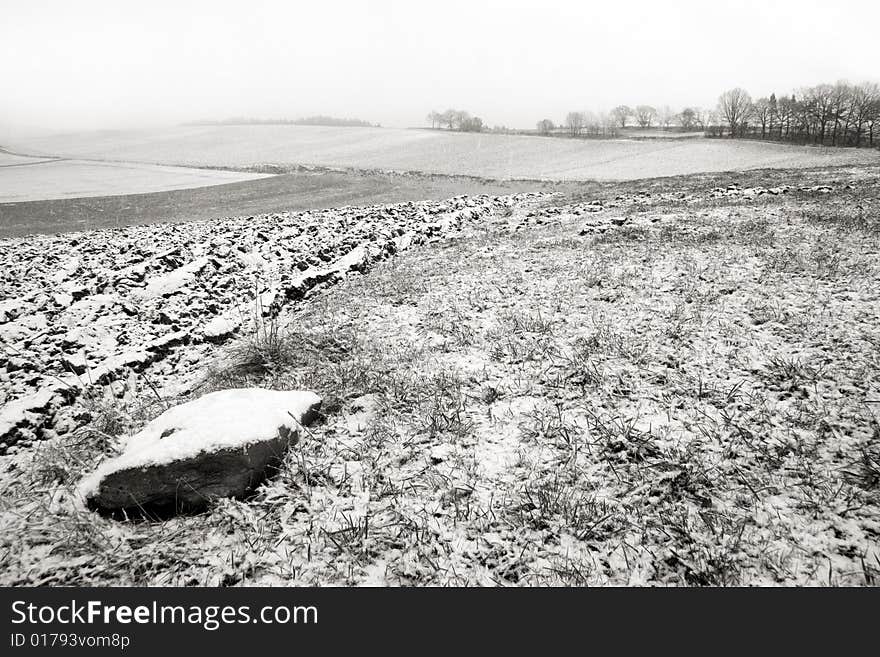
<box><xmin>0</xmin><ymin>388</ymin><xmax>60</xmax><ymax>447</ymax></box>
<box><xmin>78</xmin><ymin>388</ymin><xmax>322</xmax><ymax>513</ymax></box>
<box><xmin>0</xmin><ymin>298</ymin><xmax>22</xmax><ymax>323</ymax></box>
<box><xmin>201</xmin><ymin>314</ymin><xmax>242</xmax><ymax>340</ymax></box>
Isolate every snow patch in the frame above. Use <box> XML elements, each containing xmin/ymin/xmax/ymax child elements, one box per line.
<box><xmin>143</xmin><ymin>258</ymin><xmax>210</xmax><ymax>297</ymax></box>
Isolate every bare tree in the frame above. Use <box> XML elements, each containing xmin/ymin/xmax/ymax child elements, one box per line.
<box><xmin>867</xmin><ymin>94</ymin><xmax>880</xmax><ymax>147</ymax></box>
<box><xmin>634</xmin><ymin>105</ymin><xmax>656</xmax><ymax>128</ymax></box>
<box><xmin>777</xmin><ymin>95</ymin><xmax>795</xmax><ymax>139</ymax></box>
<box><xmin>768</xmin><ymin>93</ymin><xmax>778</xmax><ymax>136</ymax></box>
<box><xmin>536</xmin><ymin>119</ymin><xmax>555</xmax><ymax>134</ymax></box>
<box><xmin>611</xmin><ymin>105</ymin><xmax>633</xmax><ymax>128</ymax></box>
<box><xmin>829</xmin><ymin>81</ymin><xmax>854</xmax><ymax>146</ymax></box>
<box><xmin>435</xmin><ymin>109</ymin><xmax>483</xmax><ymax>131</ymax></box>
<box><xmin>753</xmin><ymin>98</ymin><xmax>773</xmax><ymax>138</ymax></box>
<box><xmin>698</xmin><ymin>109</ymin><xmax>723</xmax><ymax>136</ymax></box>
<box><xmin>718</xmin><ymin>88</ymin><xmax>753</xmax><ymax>137</ymax></box>
<box><xmin>657</xmin><ymin>105</ymin><xmax>675</xmax><ymax>129</ymax></box>
<box><xmin>583</xmin><ymin>111</ymin><xmax>606</xmax><ymax>137</ymax></box>
<box><xmin>849</xmin><ymin>82</ymin><xmax>880</xmax><ymax>146</ymax></box>
<box><xmin>439</xmin><ymin>109</ymin><xmax>456</xmax><ymax>130</ymax></box>
<box><xmin>565</xmin><ymin>111</ymin><xmax>586</xmax><ymax>137</ymax></box>
<box><xmin>599</xmin><ymin>112</ymin><xmax>619</xmax><ymax>137</ymax></box>
<box><xmin>691</xmin><ymin>107</ymin><xmax>710</xmax><ymax>130</ymax></box>
<box><xmin>582</xmin><ymin>111</ymin><xmax>598</xmax><ymax>136</ymax></box>
<box><xmin>796</xmin><ymin>95</ymin><xmax>813</xmax><ymax>142</ymax></box>
<box><xmin>460</xmin><ymin>115</ymin><xmax>484</xmax><ymax>132</ymax></box>
<box><xmin>679</xmin><ymin>107</ymin><xmax>697</xmax><ymax>130</ymax></box>
<box><xmin>803</xmin><ymin>84</ymin><xmax>835</xmax><ymax>144</ymax></box>
<box><xmin>426</xmin><ymin>111</ymin><xmax>442</xmax><ymax>129</ymax></box>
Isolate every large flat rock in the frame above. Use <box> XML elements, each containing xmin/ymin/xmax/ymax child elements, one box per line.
<box><xmin>78</xmin><ymin>388</ymin><xmax>321</xmax><ymax>514</ymax></box>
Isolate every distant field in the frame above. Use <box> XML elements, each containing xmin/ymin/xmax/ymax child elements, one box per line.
<box><xmin>0</xmin><ymin>159</ymin><xmax>271</xmax><ymax>203</ymax></box>
<box><xmin>9</xmin><ymin>125</ymin><xmax>879</xmax><ymax>181</ymax></box>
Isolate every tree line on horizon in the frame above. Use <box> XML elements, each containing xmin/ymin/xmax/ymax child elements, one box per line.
<box><xmin>425</xmin><ymin>109</ymin><xmax>485</xmax><ymax>132</ymax></box>
<box><xmin>715</xmin><ymin>81</ymin><xmax>880</xmax><ymax>147</ymax></box>
<box><xmin>536</xmin><ymin>106</ymin><xmax>686</xmax><ymax>138</ymax></box>
<box><xmin>427</xmin><ymin>79</ymin><xmax>880</xmax><ymax>148</ymax></box>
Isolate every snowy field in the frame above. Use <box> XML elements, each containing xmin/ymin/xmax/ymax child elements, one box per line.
<box><xmin>0</xmin><ymin>158</ymin><xmax>272</xmax><ymax>202</ymax></box>
<box><xmin>8</xmin><ymin>125</ymin><xmax>880</xmax><ymax>183</ymax></box>
<box><xmin>1</xmin><ymin>165</ymin><xmax>878</xmax><ymax>585</ymax></box>
<box><xmin>0</xmin><ymin>151</ymin><xmax>56</xmax><ymax>167</ymax></box>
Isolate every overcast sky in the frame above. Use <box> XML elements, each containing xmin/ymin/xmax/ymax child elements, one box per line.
<box><xmin>2</xmin><ymin>0</ymin><xmax>878</xmax><ymax>132</ymax></box>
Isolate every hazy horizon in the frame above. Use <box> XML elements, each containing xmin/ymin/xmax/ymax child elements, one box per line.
<box><xmin>2</xmin><ymin>0</ymin><xmax>879</xmax><ymax>136</ymax></box>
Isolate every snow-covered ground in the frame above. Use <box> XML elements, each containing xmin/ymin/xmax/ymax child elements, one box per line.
<box><xmin>1</xmin><ymin>164</ymin><xmax>878</xmax><ymax>586</ymax></box>
<box><xmin>0</xmin><ymin>158</ymin><xmax>271</xmax><ymax>202</ymax></box>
